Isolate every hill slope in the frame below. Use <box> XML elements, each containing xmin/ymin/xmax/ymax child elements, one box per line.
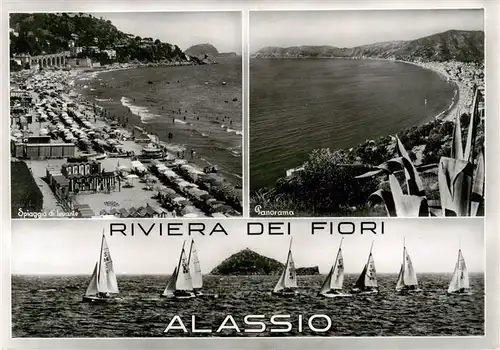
<box><xmin>254</xmin><ymin>30</ymin><xmax>484</xmax><ymax>62</ymax></box>
<box><xmin>9</xmin><ymin>13</ymin><xmax>188</xmax><ymax>63</ymax></box>
<box><xmin>211</xmin><ymin>248</ymin><xmax>320</xmax><ymax>275</ymax></box>
<box><xmin>211</xmin><ymin>249</ymin><xmax>283</xmax><ymax>275</ymax></box>
<box><xmin>185</xmin><ymin>43</ymin><xmax>219</xmax><ymax>58</ymax></box>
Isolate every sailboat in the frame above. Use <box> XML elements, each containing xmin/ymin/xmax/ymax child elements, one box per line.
<box><xmin>447</xmin><ymin>248</ymin><xmax>471</xmax><ymax>295</ymax></box>
<box><xmin>272</xmin><ymin>238</ymin><xmax>299</xmax><ymax>297</ymax></box>
<box><xmin>82</xmin><ymin>233</ymin><xmax>120</xmax><ymax>303</ymax></box>
<box><xmin>161</xmin><ymin>241</ymin><xmax>195</xmax><ymax>299</ymax></box>
<box><xmin>351</xmin><ymin>241</ymin><xmax>378</xmax><ymax>295</ymax></box>
<box><xmin>187</xmin><ymin>240</ymin><xmax>219</xmax><ymax>299</ymax></box>
<box><xmin>395</xmin><ymin>240</ymin><xmax>422</xmax><ymax>293</ymax></box>
<box><xmin>188</xmin><ymin>239</ymin><xmax>203</xmax><ymax>296</ymax></box>
<box><xmin>318</xmin><ymin>238</ymin><xmax>351</xmax><ymax>298</ymax></box>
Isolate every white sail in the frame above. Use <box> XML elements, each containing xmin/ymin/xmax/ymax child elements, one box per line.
<box><xmin>355</xmin><ymin>243</ymin><xmax>378</xmax><ymax>290</ymax></box>
<box><xmin>162</xmin><ymin>267</ymin><xmax>177</xmax><ymax>296</ymax></box>
<box><xmin>319</xmin><ymin>242</ymin><xmax>344</xmax><ymax>294</ymax></box>
<box><xmin>96</xmin><ymin>234</ymin><xmax>119</xmax><ymax>294</ymax></box>
<box><xmin>273</xmin><ymin>243</ymin><xmax>297</xmax><ymax>292</ymax></box>
<box><xmin>364</xmin><ymin>253</ymin><xmax>378</xmax><ymax>288</ymax></box>
<box><xmin>188</xmin><ymin>240</ymin><xmax>203</xmax><ymax>290</ymax></box>
<box><xmin>85</xmin><ymin>263</ymin><xmax>99</xmax><ymax>296</ymax></box>
<box><xmin>402</xmin><ymin>247</ymin><xmax>419</xmax><ymax>286</ymax></box>
<box><xmin>396</xmin><ymin>245</ymin><xmax>419</xmax><ymax>291</ymax></box>
<box><xmin>396</xmin><ymin>264</ymin><xmax>405</xmax><ymax>291</ymax></box>
<box><xmin>448</xmin><ymin>249</ymin><xmax>470</xmax><ymax>293</ymax></box>
<box><xmin>174</xmin><ymin>243</ymin><xmax>193</xmax><ymax>291</ymax></box>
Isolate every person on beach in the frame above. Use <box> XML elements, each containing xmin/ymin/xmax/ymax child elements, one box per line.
<box><xmin>182</xmin><ymin>150</ymin><xmax>185</xmax><ymax>159</ymax></box>
<box><xmin>172</xmin><ymin>117</ymin><xmax>175</xmax><ymax>123</ymax></box>
<box><xmin>191</xmin><ymin>149</ymin><xmax>195</xmax><ymax>159</ymax></box>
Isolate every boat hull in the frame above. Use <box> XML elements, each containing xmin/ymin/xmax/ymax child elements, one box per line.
<box><xmin>351</xmin><ymin>288</ymin><xmax>378</xmax><ymax>295</ymax></box>
<box><xmin>82</xmin><ymin>295</ymin><xmax>118</xmax><ymax>303</ymax></box>
<box><xmin>448</xmin><ymin>289</ymin><xmax>472</xmax><ymax>295</ymax></box>
<box><xmin>160</xmin><ymin>292</ymin><xmax>196</xmax><ymax>300</ymax></box>
<box><xmin>396</xmin><ymin>288</ymin><xmax>422</xmax><ymax>294</ymax></box>
<box><xmin>319</xmin><ymin>292</ymin><xmax>352</xmax><ymax>298</ymax></box>
<box><xmin>272</xmin><ymin>290</ymin><xmax>299</xmax><ymax>297</ymax></box>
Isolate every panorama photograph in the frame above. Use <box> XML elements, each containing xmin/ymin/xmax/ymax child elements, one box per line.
<box><xmin>11</xmin><ymin>218</ymin><xmax>484</xmax><ymax>337</ymax></box>
<box><xmin>9</xmin><ymin>12</ymin><xmax>242</xmax><ymax>219</ymax></box>
<box><xmin>249</xmin><ymin>9</ymin><xmax>485</xmax><ymax>217</ymax></box>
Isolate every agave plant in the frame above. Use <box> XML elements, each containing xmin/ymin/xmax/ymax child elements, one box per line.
<box><xmin>356</xmin><ymin>135</ymin><xmax>429</xmax><ymax>217</ymax></box>
<box><xmin>358</xmin><ymin>88</ymin><xmax>484</xmax><ymax>217</ymax></box>
<box><xmin>438</xmin><ymin>88</ymin><xmax>484</xmax><ymax>216</ymax></box>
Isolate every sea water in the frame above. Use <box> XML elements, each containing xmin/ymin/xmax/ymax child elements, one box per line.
<box><xmin>12</xmin><ymin>274</ymin><xmax>483</xmax><ymax>337</ymax></box>
<box><xmin>250</xmin><ymin>58</ymin><xmax>456</xmax><ymax>189</ymax></box>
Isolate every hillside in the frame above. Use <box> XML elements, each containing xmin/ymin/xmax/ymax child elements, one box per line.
<box><xmin>185</xmin><ymin>43</ymin><xmax>219</xmax><ymax>58</ymax></box>
<box><xmin>211</xmin><ymin>249</ymin><xmax>283</xmax><ymax>275</ymax></box>
<box><xmin>9</xmin><ymin>13</ymin><xmax>188</xmax><ymax>64</ymax></box>
<box><xmin>254</xmin><ymin>30</ymin><xmax>484</xmax><ymax>62</ymax></box>
<box><xmin>210</xmin><ymin>248</ymin><xmax>320</xmax><ymax>275</ymax></box>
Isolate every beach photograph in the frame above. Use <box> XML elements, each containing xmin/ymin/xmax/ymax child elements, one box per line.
<box><xmin>249</xmin><ymin>9</ymin><xmax>485</xmax><ymax>217</ymax></box>
<box><xmin>11</xmin><ymin>218</ymin><xmax>484</xmax><ymax>337</ymax></box>
<box><xmin>9</xmin><ymin>12</ymin><xmax>243</xmax><ymax>219</ymax></box>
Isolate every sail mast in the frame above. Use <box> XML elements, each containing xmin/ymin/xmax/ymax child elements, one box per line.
<box><xmin>97</xmin><ymin>230</ymin><xmax>105</xmax><ymax>286</ymax></box>
<box><xmin>333</xmin><ymin>237</ymin><xmax>344</xmax><ymax>269</ymax></box>
<box><xmin>402</xmin><ymin>238</ymin><xmax>406</xmax><ymax>278</ymax></box>
<box><xmin>176</xmin><ymin>241</ymin><xmax>187</xmax><ymax>277</ymax></box>
<box><xmin>188</xmin><ymin>239</ymin><xmax>194</xmax><ymax>264</ymax></box>
<box><xmin>331</xmin><ymin>237</ymin><xmax>344</xmax><ymax>290</ymax></box>
<box><xmin>367</xmin><ymin>240</ymin><xmax>374</xmax><ymax>265</ymax></box>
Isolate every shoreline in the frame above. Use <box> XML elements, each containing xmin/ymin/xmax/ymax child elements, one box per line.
<box><xmin>10</xmin><ymin>63</ymin><xmax>243</xmax><ymax>217</ymax></box>
<box><xmin>250</xmin><ymin>57</ymin><xmax>482</xmax><ymax>190</ymax></box>
<box><xmin>74</xmin><ymin>63</ymin><xmax>243</xmax><ymax>188</ymax></box>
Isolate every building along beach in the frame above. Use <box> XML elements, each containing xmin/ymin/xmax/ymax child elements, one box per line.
<box><xmin>10</xmin><ymin>64</ymin><xmax>242</xmax><ymax>219</ymax></box>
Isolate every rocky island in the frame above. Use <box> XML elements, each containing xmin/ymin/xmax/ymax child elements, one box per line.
<box><xmin>210</xmin><ymin>248</ymin><xmax>320</xmax><ymax>275</ymax></box>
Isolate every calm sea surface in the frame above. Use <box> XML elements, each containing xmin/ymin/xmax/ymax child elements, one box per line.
<box><xmin>250</xmin><ymin>59</ymin><xmax>456</xmax><ymax>189</ymax></box>
<box><xmin>78</xmin><ymin>57</ymin><xmax>242</xmax><ymax>186</ymax></box>
<box><xmin>12</xmin><ymin>274</ymin><xmax>483</xmax><ymax>337</ymax></box>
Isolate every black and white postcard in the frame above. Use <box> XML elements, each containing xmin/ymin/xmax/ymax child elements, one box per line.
<box><xmin>250</xmin><ymin>9</ymin><xmax>485</xmax><ymax>218</ymax></box>
<box><xmin>9</xmin><ymin>11</ymin><xmax>243</xmax><ymax>219</ymax></box>
<box><xmin>1</xmin><ymin>1</ymin><xmax>499</xmax><ymax>350</ymax></box>
<box><xmin>10</xmin><ymin>219</ymin><xmax>484</xmax><ymax>337</ymax></box>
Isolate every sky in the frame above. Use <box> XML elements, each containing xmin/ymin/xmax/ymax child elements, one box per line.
<box><xmin>250</xmin><ymin>9</ymin><xmax>484</xmax><ymax>52</ymax></box>
<box><xmin>11</xmin><ymin>218</ymin><xmax>484</xmax><ymax>275</ymax></box>
<box><xmin>92</xmin><ymin>12</ymin><xmax>242</xmax><ymax>54</ymax></box>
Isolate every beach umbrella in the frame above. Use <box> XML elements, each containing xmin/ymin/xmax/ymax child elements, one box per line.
<box><xmin>126</xmin><ymin>174</ymin><xmax>139</xmax><ymax>187</ymax></box>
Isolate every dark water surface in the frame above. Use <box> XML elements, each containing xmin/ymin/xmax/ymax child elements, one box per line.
<box><xmin>250</xmin><ymin>59</ymin><xmax>456</xmax><ymax>189</ymax></box>
<box><xmin>12</xmin><ymin>274</ymin><xmax>483</xmax><ymax>337</ymax></box>
<box><xmin>79</xmin><ymin>57</ymin><xmax>242</xmax><ymax>186</ymax></box>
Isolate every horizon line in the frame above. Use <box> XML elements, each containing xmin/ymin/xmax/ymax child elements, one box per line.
<box><xmin>12</xmin><ymin>271</ymin><xmax>485</xmax><ymax>276</ymax></box>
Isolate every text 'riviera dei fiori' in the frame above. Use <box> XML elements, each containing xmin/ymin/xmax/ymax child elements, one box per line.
<box><xmin>109</xmin><ymin>221</ymin><xmax>384</xmax><ymax>236</ymax></box>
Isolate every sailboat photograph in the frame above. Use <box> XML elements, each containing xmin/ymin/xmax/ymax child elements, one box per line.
<box><xmin>161</xmin><ymin>241</ymin><xmax>195</xmax><ymax>300</ymax></box>
<box><xmin>187</xmin><ymin>240</ymin><xmax>219</xmax><ymax>299</ymax></box>
<box><xmin>448</xmin><ymin>246</ymin><xmax>471</xmax><ymax>295</ymax></box>
<box><xmin>351</xmin><ymin>241</ymin><xmax>379</xmax><ymax>295</ymax></box>
<box><xmin>82</xmin><ymin>233</ymin><xmax>120</xmax><ymax>303</ymax></box>
<box><xmin>395</xmin><ymin>240</ymin><xmax>422</xmax><ymax>293</ymax></box>
<box><xmin>272</xmin><ymin>238</ymin><xmax>299</xmax><ymax>297</ymax></box>
<box><xmin>318</xmin><ymin>238</ymin><xmax>351</xmax><ymax>298</ymax></box>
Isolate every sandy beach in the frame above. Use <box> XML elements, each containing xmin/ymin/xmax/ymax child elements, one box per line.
<box><xmin>10</xmin><ymin>63</ymin><xmax>242</xmax><ymax>218</ymax></box>
<box><xmin>396</xmin><ymin>59</ymin><xmax>483</xmax><ymax>121</ymax></box>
